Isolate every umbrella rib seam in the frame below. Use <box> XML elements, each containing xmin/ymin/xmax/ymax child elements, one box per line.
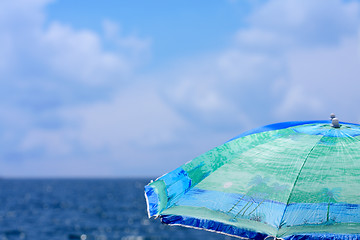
<box><xmin>276</xmin><ymin>133</ymin><xmax>328</xmax><ymax>237</ymax></box>
<box><xmin>166</xmin><ymin>134</ymin><xmax>280</xmax><ymax>211</ymax></box>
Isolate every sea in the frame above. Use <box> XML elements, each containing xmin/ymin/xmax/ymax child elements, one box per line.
<box><xmin>0</xmin><ymin>178</ymin><xmax>236</xmax><ymax>240</ymax></box>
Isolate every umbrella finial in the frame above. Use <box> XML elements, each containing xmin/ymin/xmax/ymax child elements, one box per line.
<box><xmin>330</xmin><ymin>113</ymin><xmax>336</xmax><ymax>119</ymax></box>
<box><xmin>332</xmin><ymin>118</ymin><xmax>340</xmax><ymax>128</ymax></box>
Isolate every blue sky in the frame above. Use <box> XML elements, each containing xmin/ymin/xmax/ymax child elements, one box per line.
<box><xmin>0</xmin><ymin>0</ymin><xmax>360</xmax><ymax>177</ymax></box>
<box><xmin>46</xmin><ymin>1</ymin><xmax>253</xmax><ymax>67</ymax></box>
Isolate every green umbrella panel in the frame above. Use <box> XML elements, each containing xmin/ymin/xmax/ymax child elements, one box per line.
<box><xmin>145</xmin><ymin>120</ymin><xmax>360</xmax><ymax>240</ymax></box>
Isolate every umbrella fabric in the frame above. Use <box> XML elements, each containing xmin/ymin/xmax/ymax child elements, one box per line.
<box><xmin>145</xmin><ymin>120</ymin><xmax>360</xmax><ymax>240</ymax></box>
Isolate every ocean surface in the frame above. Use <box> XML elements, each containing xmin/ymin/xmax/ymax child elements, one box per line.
<box><xmin>0</xmin><ymin>178</ymin><xmax>236</xmax><ymax>240</ymax></box>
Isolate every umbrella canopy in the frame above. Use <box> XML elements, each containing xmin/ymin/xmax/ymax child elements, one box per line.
<box><xmin>144</xmin><ymin>118</ymin><xmax>360</xmax><ymax>240</ymax></box>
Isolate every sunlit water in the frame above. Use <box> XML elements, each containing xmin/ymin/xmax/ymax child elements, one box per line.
<box><xmin>0</xmin><ymin>179</ymin><xmax>236</xmax><ymax>240</ymax></box>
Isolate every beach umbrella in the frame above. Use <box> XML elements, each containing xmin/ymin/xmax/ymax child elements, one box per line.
<box><xmin>144</xmin><ymin>115</ymin><xmax>360</xmax><ymax>240</ymax></box>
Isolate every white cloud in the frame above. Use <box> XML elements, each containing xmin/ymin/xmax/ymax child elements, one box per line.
<box><xmin>276</xmin><ymin>85</ymin><xmax>324</xmax><ymax>118</ymax></box>
<box><xmin>0</xmin><ymin>0</ymin><xmax>51</xmax><ymax>28</ymax></box>
<box><xmin>161</xmin><ymin>0</ymin><xmax>360</xmax><ymax>131</ymax></box>
<box><xmin>0</xmin><ymin>1</ymin><xmax>149</xmax><ymax>86</ymax></box>
<box><xmin>248</xmin><ymin>0</ymin><xmax>359</xmax><ymax>46</ymax></box>
<box><xmin>42</xmin><ymin>22</ymin><xmax>130</xmax><ymax>84</ymax></box>
<box><xmin>60</xmin><ymin>84</ymin><xmax>187</xmax><ymax>150</ymax></box>
<box><xmin>278</xmin><ymin>36</ymin><xmax>360</xmax><ymax>122</ymax></box>
<box><xmin>103</xmin><ymin>19</ymin><xmax>151</xmax><ymax>55</ymax></box>
<box><xmin>8</xmin><ymin>83</ymin><xmax>190</xmax><ymax>176</ymax></box>
<box><xmin>20</xmin><ymin>129</ymin><xmax>72</xmax><ymax>155</ymax></box>
<box><xmin>235</xmin><ymin>29</ymin><xmax>289</xmax><ymax>50</ymax></box>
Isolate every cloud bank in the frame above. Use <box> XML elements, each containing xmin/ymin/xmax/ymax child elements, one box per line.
<box><xmin>0</xmin><ymin>0</ymin><xmax>359</xmax><ymax>177</ymax></box>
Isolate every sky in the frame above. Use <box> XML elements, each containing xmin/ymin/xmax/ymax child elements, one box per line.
<box><xmin>0</xmin><ymin>0</ymin><xmax>360</xmax><ymax>178</ymax></box>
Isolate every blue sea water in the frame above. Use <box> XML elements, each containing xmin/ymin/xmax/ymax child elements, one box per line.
<box><xmin>0</xmin><ymin>178</ymin><xmax>236</xmax><ymax>240</ymax></box>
